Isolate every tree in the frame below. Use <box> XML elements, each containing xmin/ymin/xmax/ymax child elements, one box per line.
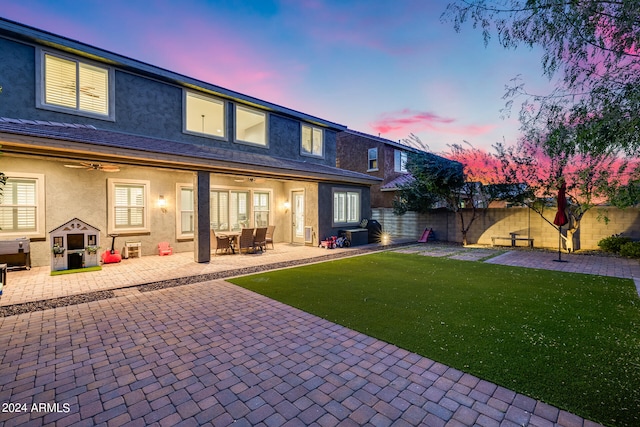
<box><xmin>443</xmin><ymin>0</ymin><xmax>640</xmax><ymax>155</ymax></box>
<box><xmin>493</xmin><ymin>133</ymin><xmax>640</xmax><ymax>251</ymax></box>
<box><xmin>394</xmin><ymin>146</ymin><xmax>506</xmax><ymax>245</ymax></box>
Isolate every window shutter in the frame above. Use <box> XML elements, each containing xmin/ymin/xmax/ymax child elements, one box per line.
<box><xmin>45</xmin><ymin>54</ymin><xmax>77</xmax><ymax>109</ymax></box>
<box><xmin>79</xmin><ymin>62</ymin><xmax>109</xmax><ymax>115</ymax></box>
<box><xmin>312</xmin><ymin>128</ymin><xmax>323</xmax><ymax>156</ymax></box>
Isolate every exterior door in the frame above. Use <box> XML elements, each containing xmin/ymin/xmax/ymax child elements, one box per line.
<box><xmin>292</xmin><ymin>191</ymin><xmax>304</xmax><ymax>244</ymax></box>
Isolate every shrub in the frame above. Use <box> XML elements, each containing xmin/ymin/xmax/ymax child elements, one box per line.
<box><xmin>597</xmin><ymin>234</ymin><xmax>632</xmax><ymax>253</ymax></box>
<box><xmin>619</xmin><ymin>241</ymin><xmax>640</xmax><ymax>258</ymax></box>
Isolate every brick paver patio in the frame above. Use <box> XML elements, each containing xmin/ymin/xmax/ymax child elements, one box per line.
<box><xmin>0</xmin><ymin>242</ymin><xmax>631</xmax><ymax>426</ymax></box>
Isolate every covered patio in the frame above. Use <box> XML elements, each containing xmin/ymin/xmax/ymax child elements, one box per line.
<box><xmin>0</xmin><ymin>241</ymin><xmax>401</xmax><ymax>309</ymax></box>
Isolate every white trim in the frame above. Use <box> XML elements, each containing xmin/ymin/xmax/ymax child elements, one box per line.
<box><xmin>300</xmin><ymin>124</ymin><xmax>325</xmax><ymax>159</ymax></box>
<box><xmin>0</xmin><ymin>172</ymin><xmax>46</xmax><ymax>239</ymax></box>
<box><xmin>234</xmin><ymin>104</ymin><xmax>269</xmax><ymax>147</ymax></box>
<box><xmin>36</xmin><ymin>48</ymin><xmax>115</xmax><ymax>121</ymax></box>
<box><xmin>175</xmin><ymin>183</ymin><xmax>194</xmax><ymax>240</ymax></box>
<box><xmin>107</xmin><ymin>178</ymin><xmax>150</xmax><ymax>235</ymax></box>
<box><xmin>183</xmin><ymin>90</ymin><xmax>227</xmax><ymax>140</ymax></box>
<box><xmin>332</xmin><ymin>187</ymin><xmax>361</xmax><ymax>227</ymax></box>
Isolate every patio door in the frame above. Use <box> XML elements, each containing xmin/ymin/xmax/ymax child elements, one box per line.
<box><xmin>292</xmin><ymin>191</ymin><xmax>304</xmax><ymax>244</ymax></box>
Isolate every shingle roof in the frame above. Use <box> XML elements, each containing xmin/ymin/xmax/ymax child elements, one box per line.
<box><xmin>380</xmin><ymin>174</ymin><xmax>415</xmax><ymax>191</ymax></box>
<box><xmin>0</xmin><ymin>118</ymin><xmax>381</xmax><ymax>185</ymax></box>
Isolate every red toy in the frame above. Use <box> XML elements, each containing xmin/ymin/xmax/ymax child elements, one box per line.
<box><xmin>102</xmin><ymin>234</ymin><xmax>122</xmax><ymax>264</ymax></box>
<box><xmin>320</xmin><ymin>236</ymin><xmax>337</xmax><ymax>249</ymax></box>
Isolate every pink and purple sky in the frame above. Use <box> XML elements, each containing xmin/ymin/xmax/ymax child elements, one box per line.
<box><xmin>2</xmin><ymin>0</ymin><xmax>555</xmax><ymax>153</ymax></box>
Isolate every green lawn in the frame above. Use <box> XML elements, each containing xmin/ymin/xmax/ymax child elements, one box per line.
<box><xmin>229</xmin><ymin>252</ymin><xmax>640</xmax><ymax>427</ymax></box>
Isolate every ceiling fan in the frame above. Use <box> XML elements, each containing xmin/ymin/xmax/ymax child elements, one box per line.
<box><xmin>63</xmin><ymin>162</ymin><xmax>121</xmax><ymax>172</ymax></box>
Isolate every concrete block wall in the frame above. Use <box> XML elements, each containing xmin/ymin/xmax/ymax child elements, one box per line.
<box><xmin>372</xmin><ymin>207</ymin><xmax>640</xmax><ymax>250</ymax></box>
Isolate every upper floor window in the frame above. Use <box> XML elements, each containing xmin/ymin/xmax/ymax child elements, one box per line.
<box><xmin>39</xmin><ymin>51</ymin><xmax>112</xmax><ymax>119</ymax></box>
<box><xmin>184</xmin><ymin>91</ymin><xmax>226</xmax><ymax>139</ymax></box>
<box><xmin>394</xmin><ymin>150</ymin><xmax>408</xmax><ymax>173</ymax></box>
<box><xmin>301</xmin><ymin>124</ymin><xmax>323</xmax><ymax>157</ymax></box>
<box><xmin>0</xmin><ymin>173</ymin><xmax>46</xmax><ymax>238</ymax></box>
<box><xmin>368</xmin><ymin>148</ymin><xmax>378</xmax><ymax>171</ymax></box>
<box><xmin>235</xmin><ymin>105</ymin><xmax>267</xmax><ymax>146</ymax></box>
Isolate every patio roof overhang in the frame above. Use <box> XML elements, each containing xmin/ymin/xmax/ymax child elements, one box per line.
<box><xmin>0</xmin><ymin>119</ymin><xmax>382</xmax><ymax>186</ymax></box>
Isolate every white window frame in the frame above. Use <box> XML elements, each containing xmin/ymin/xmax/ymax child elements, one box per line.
<box><xmin>368</xmin><ymin>148</ymin><xmax>378</xmax><ymax>171</ymax></box>
<box><xmin>332</xmin><ymin>188</ymin><xmax>361</xmax><ymax>226</ymax></box>
<box><xmin>107</xmin><ymin>178</ymin><xmax>150</xmax><ymax>234</ymax></box>
<box><xmin>394</xmin><ymin>150</ymin><xmax>408</xmax><ymax>173</ymax></box>
<box><xmin>176</xmin><ymin>183</ymin><xmax>194</xmax><ymax>239</ymax></box>
<box><xmin>253</xmin><ymin>191</ymin><xmax>271</xmax><ymax>228</ymax></box>
<box><xmin>0</xmin><ymin>173</ymin><xmax>46</xmax><ymax>239</ymax></box>
<box><xmin>36</xmin><ymin>49</ymin><xmax>114</xmax><ymax>120</ymax></box>
<box><xmin>235</xmin><ymin>105</ymin><xmax>268</xmax><ymax>147</ymax></box>
<box><xmin>301</xmin><ymin>124</ymin><xmax>324</xmax><ymax>158</ymax></box>
<box><xmin>183</xmin><ymin>91</ymin><xmax>227</xmax><ymax>140</ymax></box>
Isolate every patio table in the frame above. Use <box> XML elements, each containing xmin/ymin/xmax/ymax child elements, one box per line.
<box><xmin>219</xmin><ymin>231</ymin><xmax>241</xmax><ymax>254</ymax></box>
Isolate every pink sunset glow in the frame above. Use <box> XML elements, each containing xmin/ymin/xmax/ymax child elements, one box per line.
<box><xmin>370</xmin><ymin>109</ymin><xmax>496</xmax><ymax>140</ymax></box>
<box><xmin>0</xmin><ymin>0</ymin><xmax>555</xmax><ymax>152</ymax></box>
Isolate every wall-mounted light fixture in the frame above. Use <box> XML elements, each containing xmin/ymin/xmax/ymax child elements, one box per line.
<box><xmin>158</xmin><ymin>195</ymin><xmax>167</xmax><ymax>213</ymax></box>
<box><xmin>283</xmin><ymin>200</ymin><xmax>291</xmax><ymax>213</ymax></box>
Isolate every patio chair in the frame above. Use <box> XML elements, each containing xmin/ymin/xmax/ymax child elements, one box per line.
<box><xmin>238</xmin><ymin>228</ymin><xmax>255</xmax><ymax>254</ymax></box>
<box><xmin>254</xmin><ymin>227</ymin><xmax>267</xmax><ymax>252</ymax></box>
<box><xmin>211</xmin><ymin>229</ymin><xmax>231</xmax><ymax>255</ymax></box>
<box><xmin>157</xmin><ymin>241</ymin><xmax>173</xmax><ymax>256</ymax></box>
<box><xmin>265</xmin><ymin>225</ymin><xmax>275</xmax><ymax>249</ymax></box>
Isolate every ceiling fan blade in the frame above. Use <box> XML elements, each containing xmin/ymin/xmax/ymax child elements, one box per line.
<box><xmin>101</xmin><ymin>166</ymin><xmax>121</xmax><ymax>172</ymax></box>
<box><xmin>64</xmin><ymin>164</ymin><xmax>87</xmax><ymax>169</ymax></box>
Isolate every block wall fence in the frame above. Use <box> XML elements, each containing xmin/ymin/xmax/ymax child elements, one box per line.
<box><xmin>372</xmin><ymin>207</ymin><xmax>640</xmax><ymax>251</ymax></box>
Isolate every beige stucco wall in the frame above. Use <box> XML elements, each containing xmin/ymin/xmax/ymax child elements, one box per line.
<box><xmin>373</xmin><ymin>207</ymin><xmax>640</xmax><ymax>250</ymax></box>
<box><xmin>0</xmin><ymin>155</ymin><xmax>310</xmax><ymax>267</ymax></box>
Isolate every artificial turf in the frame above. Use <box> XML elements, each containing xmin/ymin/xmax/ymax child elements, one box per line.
<box><xmin>229</xmin><ymin>251</ymin><xmax>640</xmax><ymax>427</ymax></box>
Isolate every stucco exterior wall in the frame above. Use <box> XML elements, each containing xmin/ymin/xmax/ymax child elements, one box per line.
<box><xmin>0</xmin><ymin>155</ymin><xmax>307</xmax><ymax>267</ymax></box>
<box><xmin>0</xmin><ymin>36</ymin><xmax>338</xmax><ymax>168</ymax></box>
<box><xmin>373</xmin><ymin>207</ymin><xmax>640</xmax><ymax>250</ymax></box>
<box><xmin>0</xmin><ymin>156</ymin><xmax>195</xmax><ymax>266</ymax></box>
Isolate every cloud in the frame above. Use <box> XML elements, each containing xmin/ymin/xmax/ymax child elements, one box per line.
<box><xmin>369</xmin><ymin>109</ymin><xmax>495</xmax><ymax>138</ymax></box>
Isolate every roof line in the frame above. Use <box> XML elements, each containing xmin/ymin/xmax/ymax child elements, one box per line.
<box><xmin>0</xmin><ymin>17</ymin><xmax>346</xmax><ymax>131</ymax></box>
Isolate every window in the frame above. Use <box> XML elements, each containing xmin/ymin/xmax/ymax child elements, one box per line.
<box><xmin>0</xmin><ymin>174</ymin><xmax>45</xmax><ymax>237</ymax></box>
<box><xmin>301</xmin><ymin>125</ymin><xmax>323</xmax><ymax>157</ymax></box>
<box><xmin>210</xmin><ymin>190</ymin><xmax>229</xmax><ymax>231</ymax></box>
<box><xmin>333</xmin><ymin>190</ymin><xmax>360</xmax><ymax>225</ymax></box>
<box><xmin>108</xmin><ymin>179</ymin><xmax>150</xmax><ymax>234</ymax></box>
<box><xmin>230</xmin><ymin>191</ymin><xmax>250</xmax><ymax>230</ymax></box>
<box><xmin>253</xmin><ymin>192</ymin><xmax>270</xmax><ymax>227</ymax></box>
<box><xmin>210</xmin><ymin>189</ymin><xmax>270</xmax><ymax>231</ymax></box>
<box><xmin>40</xmin><ymin>51</ymin><xmax>111</xmax><ymax>118</ymax></box>
<box><xmin>235</xmin><ymin>105</ymin><xmax>267</xmax><ymax>146</ymax></box>
<box><xmin>184</xmin><ymin>91</ymin><xmax>226</xmax><ymax>138</ymax></box>
<box><xmin>394</xmin><ymin>150</ymin><xmax>408</xmax><ymax>173</ymax></box>
<box><xmin>368</xmin><ymin>148</ymin><xmax>378</xmax><ymax>171</ymax></box>
<box><xmin>176</xmin><ymin>185</ymin><xmax>194</xmax><ymax>238</ymax></box>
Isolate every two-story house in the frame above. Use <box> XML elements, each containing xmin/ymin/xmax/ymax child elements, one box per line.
<box><xmin>337</xmin><ymin>130</ymin><xmax>420</xmax><ymax>208</ymax></box>
<box><xmin>0</xmin><ymin>17</ymin><xmax>379</xmax><ymax>268</ymax></box>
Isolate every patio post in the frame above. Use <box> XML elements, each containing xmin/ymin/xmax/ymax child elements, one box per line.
<box><xmin>194</xmin><ymin>171</ymin><xmax>211</xmax><ymax>263</ymax></box>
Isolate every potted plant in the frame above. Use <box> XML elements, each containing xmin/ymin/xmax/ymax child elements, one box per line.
<box><xmin>52</xmin><ymin>244</ymin><xmax>65</xmax><ymax>256</ymax></box>
<box><xmin>85</xmin><ymin>245</ymin><xmax>99</xmax><ymax>255</ymax></box>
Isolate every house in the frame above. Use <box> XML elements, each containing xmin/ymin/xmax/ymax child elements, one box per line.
<box><xmin>337</xmin><ymin>130</ymin><xmax>421</xmax><ymax>208</ymax></box>
<box><xmin>0</xmin><ymin>17</ymin><xmax>380</xmax><ymax>267</ymax></box>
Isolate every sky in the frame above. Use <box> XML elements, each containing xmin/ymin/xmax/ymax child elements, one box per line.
<box><xmin>2</xmin><ymin>0</ymin><xmax>556</xmax><ymax>153</ymax></box>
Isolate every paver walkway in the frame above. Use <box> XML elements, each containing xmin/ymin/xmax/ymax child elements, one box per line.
<box><xmin>1</xmin><ymin>243</ymin><xmax>632</xmax><ymax>426</ymax></box>
<box><xmin>0</xmin><ymin>279</ymin><xmax>605</xmax><ymax>427</ymax></box>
